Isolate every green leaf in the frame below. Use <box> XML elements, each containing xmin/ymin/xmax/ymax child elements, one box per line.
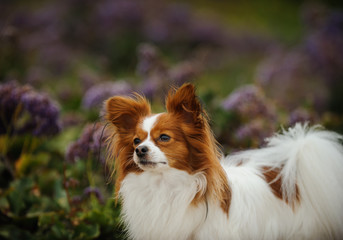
<box><xmin>53</xmin><ymin>178</ymin><xmax>69</xmax><ymax>211</ymax></box>
<box><xmin>38</xmin><ymin>212</ymin><xmax>58</xmax><ymax>228</ymax></box>
<box><xmin>73</xmin><ymin>223</ymin><xmax>100</xmax><ymax>240</ymax></box>
<box><xmin>50</xmin><ymin>221</ymin><xmax>73</xmax><ymax>240</ymax></box>
<box><xmin>7</xmin><ymin>178</ymin><xmax>34</xmax><ymax>216</ymax></box>
<box><xmin>0</xmin><ymin>196</ymin><xmax>9</xmax><ymax>210</ymax></box>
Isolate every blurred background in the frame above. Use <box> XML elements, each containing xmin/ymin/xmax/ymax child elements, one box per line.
<box><xmin>1</xmin><ymin>0</ymin><xmax>343</xmax><ymax>239</ymax></box>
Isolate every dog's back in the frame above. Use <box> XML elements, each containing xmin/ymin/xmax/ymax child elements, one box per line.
<box><xmin>209</xmin><ymin>124</ymin><xmax>343</xmax><ymax>239</ymax></box>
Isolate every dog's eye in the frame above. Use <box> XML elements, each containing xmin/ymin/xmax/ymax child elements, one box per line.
<box><xmin>133</xmin><ymin>138</ymin><xmax>141</xmax><ymax>145</ymax></box>
<box><xmin>159</xmin><ymin>134</ymin><xmax>171</xmax><ymax>142</ymax></box>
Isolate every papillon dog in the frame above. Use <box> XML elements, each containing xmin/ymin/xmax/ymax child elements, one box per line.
<box><xmin>105</xmin><ymin>83</ymin><xmax>343</xmax><ymax>240</ymax></box>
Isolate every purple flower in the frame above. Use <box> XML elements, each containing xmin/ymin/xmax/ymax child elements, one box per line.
<box><xmin>0</xmin><ymin>82</ymin><xmax>30</xmax><ymax>123</ymax></box>
<box><xmin>220</xmin><ymin>84</ymin><xmax>278</xmax><ymax>149</ymax></box>
<box><xmin>139</xmin><ymin>78</ymin><xmax>161</xmax><ymax>100</ymax></box>
<box><xmin>83</xmin><ymin>186</ymin><xmax>104</xmax><ymax>204</ymax></box>
<box><xmin>82</xmin><ymin>81</ymin><xmax>133</xmax><ymax>109</ymax></box>
<box><xmin>168</xmin><ymin>61</ymin><xmax>199</xmax><ymax>86</ymax></box>
<box><xmin>21</xmin><ymin>92</ymin><xmax>60</xmax><ymax>136</ymax></box>
<box><xmin>289</xmin><ymin>108</ymin><xmax>317</xmax><ymax>126</ymax></box>
<box><xmin>0</xmin><ymin>82</ymin><xmax>61</xmax><ymax>136</ymax></box>
<box><xmin>136</xmin><ymin>43</ymin><xmax>165</xmax><ymax>77</ymax></box>
<box><xmin>255</xmin><ymin>49</ymin><xmax>329</xmax><ymax>112</ymax></box>
<box><xmin>222</xmin><ymin>85</ymin><xmax>276</xmax><ymax>120</ymax></box>
<box><xmin>234</xmin><ymin>119</ymin><xmax>275</xmax><ymax>147</ymax></box>
<box><xmin>65</xmin><ymin>123</ymin><xmax>107</xmax><ymax>164</ymax></box>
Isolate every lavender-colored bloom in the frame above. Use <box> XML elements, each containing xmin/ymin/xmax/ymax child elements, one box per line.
<box><xmin>289</xmin><ymin>108</ymin><xmax>317</xmax><ymax>126</ymax></box>
<box><xmin>21</xmin><ymin>92</ymin><xmax>59</xmax><ymax>120</ymax></box>
<box><xmin>0</xmin><ymin>82</ymin><xmax>61</xmax><ymax>136</ymax></box>
<box><xmin>168</xmin><ymin>61</ymin><xmax>199</xmax><ymax>86</ymax></box>
<box><xmin>234</xmin><ymin>119</ymin><xmax>275</xmax><ymax>147</ymax></box>
<box><xmin>83</xmin><ymin>186</ymin><xmax>104</xmax><ymax>204</ymax></box>
<box><xmin>136</xmin><ymin>43</ymin><xmax>165</xmax><ymax>77</ymax></box>
<box><xmin>21</xmin><ymin>92</ymin><xmax>60</xmax><ymax>136</ymax></box>
<box><xmin>222</xmin><ymin>85</ymin><xmax>276</xmax><ymax>120</ymax></box>
<box><xmin>255</xmin><ymin>49</ymin><xmax>329</xmax><ymax>112</ymax></box>
<box><xmin>139</xmin><ymin>78</ymin><xmax>160</xmax><ymax>100</ymax></box>
<box><xmin>220</xmin><ymin>84</ymin><xmax>278</xmax><ymax>148</ymax></box>
<box><xmin>65</xmin><ymin>125</ymin><xmax>94</xmax><ymax>163</ymax></box>
<box><xmin>65</xmin><ymin>141</ymin><xmax>87</xmax><ymax>164</ymax></box>
<box><xmin>65</xmin><ymin>123</ymin><xmax>107</xmax><ymax>164</ymax></box>
<box><xmin>0</xmin><ymin>82</ymin><xmax>30</xmax><ymax>118</ymax></box>
<box><xmin>82</xmin><ymin>81</ymin><xmax>133</xmax><ymax>109</ymax></box>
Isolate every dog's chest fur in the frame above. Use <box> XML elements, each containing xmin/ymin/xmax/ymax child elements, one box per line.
<box><xmin>119</xmin><ymin>169</ymin><xmax>207</xmax><ymax>240</ymax></box>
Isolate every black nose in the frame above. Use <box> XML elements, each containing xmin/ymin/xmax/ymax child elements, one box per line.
<box><xmin>135</xmin><ymin>145</ymin><xmax>149</xmax><ymax>158</ymax></box>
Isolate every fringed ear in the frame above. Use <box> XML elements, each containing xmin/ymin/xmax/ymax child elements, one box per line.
<box><xmin>166</xmin><ymin>83</ymin><xmax>205</xmax><ymax>126</ymax></box>
<box><xmin>105</xmin><ymin>94</ymin><xmax>151</xmax><ymax>131</ymax></box>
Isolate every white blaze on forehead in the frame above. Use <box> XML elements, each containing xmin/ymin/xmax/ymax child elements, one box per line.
<box><xmin>142</xmin><ymin>114</ymin><xmax>161</xmax><ymax>135</ymax></box>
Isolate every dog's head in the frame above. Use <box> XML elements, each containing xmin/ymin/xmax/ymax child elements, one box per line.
<box><xmin>106</xmin><ymin>84</ymin><xmax>224</xmax><ymax>193</ymax></box>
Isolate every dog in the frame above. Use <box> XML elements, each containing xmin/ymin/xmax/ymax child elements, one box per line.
<box><xmin>105</xmin><ymin>83</ymin><xmax>343</xmax><ymax>239</ymax></box>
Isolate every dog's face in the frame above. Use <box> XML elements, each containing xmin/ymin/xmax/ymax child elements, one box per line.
<box><xmin>105</xmin><ymin>83</ymin><xmax>213</xmax><ymax>175</ymax></box>
<box><xmin>131</xmin><ymin>113</ymin><xmax>191</xmax><ymax>171</ymax></box>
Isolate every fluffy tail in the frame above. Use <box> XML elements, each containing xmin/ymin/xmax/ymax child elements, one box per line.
<box><xmin>267</xmin><ymin>123</ymin><xmax>343</xmax><ymax>237</ymax></box>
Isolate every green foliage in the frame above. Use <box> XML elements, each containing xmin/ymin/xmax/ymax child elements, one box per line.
<box><xmin>0</xmin><ymin>130</ymin><xmax>124</xmax><ymax>240</ymax></box>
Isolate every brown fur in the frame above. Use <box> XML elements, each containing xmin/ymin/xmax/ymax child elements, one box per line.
<box><xmin>263</xmin><ymin>167</ymin><xmax>300</xmax><ymax>205</ymax></box>
<box><xmin>165</xmin><ymin>84</ymin><xmax>231</xmax><ymax>212</ymax></box>
<box><xmin>105</xmin><ymin>94</ymin><xmax>151</xmax><ymax>195</ymax></box>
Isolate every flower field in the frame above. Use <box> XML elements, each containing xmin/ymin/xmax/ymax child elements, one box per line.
<box><xmin>0</xmin><ymin>0</ymin><xmax>342</xmax><ymax>239</ymax></box>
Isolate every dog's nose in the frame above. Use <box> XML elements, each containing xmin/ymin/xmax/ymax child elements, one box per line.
<box><xmin>135</xmin><ymin>145</ymin><xmax>149</xmax><ymax>158</ymax></box>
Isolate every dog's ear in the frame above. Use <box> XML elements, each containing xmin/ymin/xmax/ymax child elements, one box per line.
<box><xmin>166</xmin><ymin>83</ymin><xmax>205</xmax><ymax>126</ymax></box>
<box><xmin>105</xmin><ymin>94</ymin><xmax>151</xmax><ymax>131</ymax></box>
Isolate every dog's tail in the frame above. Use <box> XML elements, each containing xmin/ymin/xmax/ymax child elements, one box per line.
<box><xmin>266</xmin><ymin>123</ymin><xmax>343</xmax><ymax>238</ymax></box>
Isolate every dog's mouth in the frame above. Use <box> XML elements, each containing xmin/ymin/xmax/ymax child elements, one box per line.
<box><xmin>139</xmin><ymin>160</ymin><xmax>156</xmax><ymax>166</ymax></box>
<box><xmin>138</xmin><ymin>160</ymin><xmax>167</xmax><ymax>168</ymax></box>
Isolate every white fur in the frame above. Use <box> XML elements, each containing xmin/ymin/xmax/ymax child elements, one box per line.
<box><xmin>119</xmin><ymin>124</ymin><xmax>343</xmax><ymax>239</ymax></box>
<box><xmin>119</xmin><ymin>169</ymin><xmax>207</xmax><ymax>240</ymax></box>
<box><xmin>142</xmin><ymin>114</ymin><xmax>161</xmax><ymax>134</ymax></box>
